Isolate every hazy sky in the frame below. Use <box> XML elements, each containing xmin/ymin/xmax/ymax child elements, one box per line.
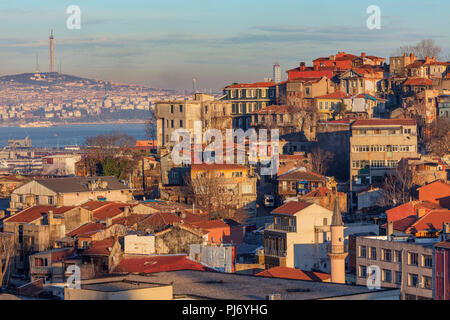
<box><xmin>0</xmin><ymin>0</ymin><xmax>449</xmax><ymax>90</ymax></box>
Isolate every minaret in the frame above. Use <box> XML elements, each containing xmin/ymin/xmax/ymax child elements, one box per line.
<box><xmin>49</xmin><ymin>29</ymin><xmax>54</xmax><ymax>73</ymax></box>
<box><xmin>328</xmin><ymin>196</ymin><xmax>348</xmax><ymax>284</ymax></box>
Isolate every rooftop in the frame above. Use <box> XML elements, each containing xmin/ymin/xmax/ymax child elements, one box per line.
<box><xmin>140</xmin><ymin>270</ymin><xmax>397</xmax><ymax>300</ymax></box>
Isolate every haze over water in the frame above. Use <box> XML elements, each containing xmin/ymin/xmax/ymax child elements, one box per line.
<box><xmin>0</xmin><ymin>123</ymin><xmax>147</xmax><ymax>148</ymax></box>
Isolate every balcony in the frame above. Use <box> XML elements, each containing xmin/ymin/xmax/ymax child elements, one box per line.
<box><xmin>265</xmin><ymin>223</ymin><xmax>296</xmax><ymax>233</ymax></box>
<box><xmin>327</xmin><ymin>243</ymin><xmax>349</xmax><ymax>255</ymax></box>
<box><xmin>264</xmin><ymin>248</ymin><xmax>287</xmax><ymax>258</ymax></box>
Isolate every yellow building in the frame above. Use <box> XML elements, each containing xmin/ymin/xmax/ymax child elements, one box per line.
<box><xmin>315</xmin><ymin>91</ymin><xmax>350</xmax><ymax>120</ymax></box>
<box><xmin>190</xmin><ymin>163</ymin><xmax>257</xmax><ymax>210</ymax></box>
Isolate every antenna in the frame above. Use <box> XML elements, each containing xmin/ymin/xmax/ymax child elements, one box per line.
<box><xmin>35</xmin><ymin>53</ymin><xmax>40</xmax><ymax>73</ymax></box>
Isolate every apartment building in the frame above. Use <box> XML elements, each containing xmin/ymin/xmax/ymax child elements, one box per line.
<box><xmin>190</xmin><ymin>163</ymin><xmax>257</xmax><ymax>211</ymax></box>
<box><xmin>155</xmin><ymin>93</ymin><xmax>233</xmax><ymax>148</ymax></box>
<box><xmin>350</xmin><ymin>119</ymin><xmax>418</xmax><ymax>190</ymax></box>
<box><xmin>433</xmin><ymin>240</ymin><xmax>450</xmax><ymax>300</ymax></box>
<box><xmin>222</xmin><ymin>82</ymin><xmax>276</xmax><ymax>130</ymax></box>
<box><xmin>277</xmin><ymin>76</ymin><xmax>335</xmax><ymax>108</ymax></box>
<box><xmin>355</xmin><ymin>234</ymin><xmax>443</xmax><ymax>300</ymax></box>
<box><xmin>9</xmin><ymin>176</ymin><xmax>132</xmax><ymax>213</ymax></box>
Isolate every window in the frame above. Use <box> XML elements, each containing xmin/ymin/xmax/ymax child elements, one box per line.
<box><xmin>382</xmin><ymin>249</ymin><xmax>392</xmax><ymax>262</ymax></box>
<box><xmin>387</xmin><ymin>160</ymin><xmax>398</xmax><ymax>168</ymax></box>
<box><xmin>179</xmin><ymin>120</ymin><xmax>183</xmax><ymax>128</ymax></box>
<box><xmin>422</xmin><ymin>255</ymin><xmax>432</xmax><ymax>268</ymax></box>
<box><xmin>291</xmin><ymin>182</ymin><xmax>297</xmax><ymax>191</ymax></box>
<box><xmin>171</xmin><ymin>105</ymin><xmax>174</xmax><ymax>113</ymax></box>
<box><xmin>371</xmin><ymin>160</ymin><xmax>385</xmax><ymax>168</ymax></box>
<box><xmin>171</xmin><ymin>120</ymin><xmax>174</xmax><ymax>128</ymax></box>
<box><xmin>394</xmin><ymin>250</ymin><xmax>402</xmax><ymax>263</ymax></box>
<box><xmin>19</xmin><ymin>195</ymin><xmax>23</xmax><ymax>203</ymax></box>
<box><xmin>35</xmin><ymin>258</ymin><xmax>43</xmax><ymax>267</ymax></box>
<box><xmin>408</xmin><ymin>273</ymin><xmax>419</xmax><ymax>287</ymax></box>
<box><xmin>282</xmin><ymin>181</ymin><xmax>287</xmax><ymax>191</ymax></box>
<box><xmin>370</xmin><ymin>247</ymin><xmax>377</xmax><ymax>260</ymax></box>
<box><xmin>323</xmin><ymin>218</ymin><xmax>328</xmax><ymax>226</ymax></box>
<box><xmin>382</xmin><ymin>269</ymin><xmax>392</xmax><ymax>283</ymax></box>
<box><xmin>232</xmin><ymin>171</ymin><xmax>243</xmax><ymax>178</ymax></box>
<box><xmin>359</xmin><ymin>265</ymin><xmax>367</xmax><ymax>278</ymax></box>
<box><xmin>48</xmin><ymin>196</ymin><xmax>54</xmax><ymax>205</ymax></box>
<box><xmin>408</xmin><ymin>252</ymin><xmax>418</xmax><ymax>266</ymax></box>
<box><xmin>359</xmin><ymin>245</ymin><xmax>367</xmax><ymax>258</ymax></box>
<box><xmin>179</xmin><ymin>105</ymin><xmax>183</xmax><ymax>112</ymax></box>
<box><xmin>422</xmin><ymin>276</ymin><xmax>432</xmax><ymax>289</ymax></box>
<box><xmin>395</xmin><ymin>271</ymin><xmax>402</xmax><ymax>284</ymax></box>
<box><xmin>35</xmin><ymin>195</ymin><xmax>39</xmax><ymax>204</ymax></box>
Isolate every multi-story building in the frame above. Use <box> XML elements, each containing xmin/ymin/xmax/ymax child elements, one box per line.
<box><xmin>433</xmin><ymin>239</ymin><xmax>450</xmax><ymax>300</ymax></box>
<box><xmin>222</xmin><ymin>82</ymin><xmax>276</xmax><ymax>130</ymax></box>
<box><xmin>355</xmin><ymin>233</ymin><xmax>447</xmax><ymax>300</ymax></box>
<box><xmin>438</xmin><ymin>94</ymin><xmax>450</xmax><ymax>119</ymax></box>
<box><xmin>350</xmin><ymin>119</ymin><xmax>418</xmax><ymax>190</ymax></box>
<box><xmin>277</xmin><ymin>76</ymin><xmax>335</xmax><ymax>108</ymax></box>
<box><xmin>314</xmin><ymin>91</ymin><xmax>350</xmax><ymax>120</ymax></box>
<box><xmin>9</xmin><ymin>176</ymin><xmax>132</xmax><ymax>213</ymax></box>
<box><xmin>154</xmin><ymin>93</ymin><xmax>233</xmax><ymax>148</ymax></box>
<box><xmin>190</xmin><ymin>163</ymin><xmax>257</xmax><ymax>211</ymax></box>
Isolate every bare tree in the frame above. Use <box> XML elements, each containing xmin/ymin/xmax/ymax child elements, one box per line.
<box><xmin>310</xmin><ymin>147</ymin><xmax>334</xmax><ymax>175</ymax></box>
<box><xmin>423</xmin><ymin>118</ymin><xmax>450</xmax><ymax>157</ymax></box>
<box><xmin>396</xmin><ymin>39</ymin><xmax>443</xmax><ymax>60</ymax></box>
<box><xmin>183</xmin><ymin>173</ymin><xmax>244</xmax><ymax>219</ymax></box>
<box><xmin>378</xmin><ymin>166</ymin><xmax>415</xmax><ymax>208</ymax></box>
<box><xmin>145</xmin><ymin>117</ymin><xmax>157</xmax><ymax>142</ymax></box>
<box><xmin>0</xmin><ymin>233</ymin><xmax>14</xmax><ymax>290</ymax></box>
<box><xmin>83</xmin><ymin>132</ymin><xmax>136</xmax><ymax>176</ymax></box>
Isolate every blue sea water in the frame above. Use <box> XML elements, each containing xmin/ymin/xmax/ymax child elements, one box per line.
<box><xmin>0</xmin><ymin>123</ymin><xmax>148</xmax><ymax>148</ymax></box>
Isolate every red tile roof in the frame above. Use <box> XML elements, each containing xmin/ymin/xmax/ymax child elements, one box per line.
<box><xmin>435</xmin><ymin>240</ymin><xmax>450</xmax><ymax>249</ymax></box>
<box><xmin>352</xmin><ymin>118</ymin><xmax>416</xmax><ymax>127</ymax></box>
<box><xmin>302</xmin><ymin>187</ymin><xmax>333</xmax><ymax>198</ymax></box>
<box><xmin>5</xmin><ymin>205</ymin><xmax>75</xmax><ymax>224</ymax></box>
<box><xmin>407</xmin><ymin>209</ymin><xmax>450</xmax><ymax>233</ymax></box>
<box><xmin>93</xmin><ymin>203</ymin><xmax>133</xmax><ymax>221</ymax></box>
<box><xmin>67</xmin><ymin>222</ymin><xmax>106</xmax><ymax>237</ymax></box>
<box><xmin>112</xmin><ymin>214</ymin><xmax>151</xmax><ymax>227</ymax></box>
<box><xmin>192</xmin><ymin>219</ymin><xmax>229</xmax><ymax>230</ymax></box>
<box><xmin>114</xmin><ymin>255</ymin><xmax>212</xmax><ymax>274</ymax></box>
<box><xmin>315</xmin><ymin>91</ymin><xmax>350</xmax><ymax>100</ymax></box>
<box><xmin>80</xmin><ymin>200</ymin><xmax>111</xmax><ymax>211</ymax></box>
<box><xmin>82</xmin><ymin>238</ymin><xmax>116</xmax><ymax>256</ymax></box>
<box><xmin>403</xmin><ymin>78</ymin><xmax>432</xmax><ymax>86</ymax></box>
<box><xmin>386</xmin><ymin>201</ymin><xmax>442</xmax><ymax>222</ymax></box>
<box><xmin>226</xmin><ymin>82</ymin><xmax>275</xmax><ymax>89</ymax></box>
<box><xmin>255</xmin><ymin>266</ymin><xmax>330</xmax><ymax>282</ymax></box>
<box><xmin>271</xmin><ymin>201</ymin><xmax>313</xmax><ymax>215</ymax></box>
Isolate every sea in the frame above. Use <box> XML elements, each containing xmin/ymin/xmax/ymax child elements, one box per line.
<box><xmin>0</xmin><ymin>123</ymin><xmax>148</xmax><ymax>148</ymax></box>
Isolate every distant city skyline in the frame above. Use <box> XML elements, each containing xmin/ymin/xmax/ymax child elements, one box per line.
<box><xmin>0</xmin><ymin>0</ymin><xmax>449</xmax><ymax>90</ymax></box>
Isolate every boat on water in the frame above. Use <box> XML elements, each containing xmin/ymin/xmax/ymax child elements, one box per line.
<box><xmin>19</xmin><ymin>121</ymin><xmax>54</xmax><ymax>128</ymax></box>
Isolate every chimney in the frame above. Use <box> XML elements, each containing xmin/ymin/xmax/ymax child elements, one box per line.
<box><xmin>361</xmin><ymin>52</ymin><xmax>366</xmax><ymax>58</ymax></box>
<box><xmin>124</xmin><ymin>206</ymin><xmax>130</xmax><ymax>217</ymax></box>
<box><xmin>314</xmin><ymin>64</ymin><xmax>319</xmax><ymax>71</ymax></box>
<box><xmin>300</xmin><ymin>62</ymin><xmax>306</xmax><ymax>71</ymax></box>
<box><xmin>417</xmin><ymin>208</ymin><xmax>427</xmax><ymax>218</ymax></box>
<box><xmin>410</xmin><ymin>53</ymin><xmax>415</xmax><ymax>62</ymax></box>
<box><xmin>443</xmin><ymin>222</ymin><xmax>450</xmax><ymax>235</ymax></box>
<box><xmin>387</xmin><ymin>221</ymin><xmax>394</xmax><ymax>239</ymax></box>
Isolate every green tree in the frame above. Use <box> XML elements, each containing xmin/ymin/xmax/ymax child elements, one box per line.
<box><xmin>332</xmin><ymin>102</ymin><xmax>347</xmax><ymax>120</ymax></box>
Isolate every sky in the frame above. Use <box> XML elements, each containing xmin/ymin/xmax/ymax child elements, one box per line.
<box><xmin>0</xmin><ymin>0</ymin><xmax>449</xmax><ymax>90</ymax></box>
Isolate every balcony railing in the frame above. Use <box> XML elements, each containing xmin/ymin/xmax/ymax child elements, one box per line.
<box><xmin>265</xmin><ymin>223</ymin><xmax>296</xmax><ymax>233</ymax></box>
<box><xmin>264</xmin><ymin>248</ymin><xmax>287</xmax><ymax>258</ymax></box>
<box><xmin>327</xmin><ymin>243</ymin><xmax>349</xmax><ymax>254</ymax></box>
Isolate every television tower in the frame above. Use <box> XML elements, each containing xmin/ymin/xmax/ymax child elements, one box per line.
<box><xmin>49</xmin><ymin>29</ymin><xmax>54</xmax><ymax>73</ymax></box>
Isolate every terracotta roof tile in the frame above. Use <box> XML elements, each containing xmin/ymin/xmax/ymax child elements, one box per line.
<box><xmin>5</xmin><ymin>205</ymin><xmax>75</xmax><ymax>224</ymax></box>
<box><xmin>255</xmin><ymin>266</ymin><xmax>330</xmax><ymax>282</ymax></box>
<box><xmin>271</xmin><ymin>201</ymin><xmax>314</xmax><ymax>215</ymax></box>
<box><xmin>114</xmin><ymin>255</ymin><xmax>212</xmax><ymax>274</ymax></box>
<box><xmin>352</xmin><ymin>118</ymin><xmax>416</xmax><ymax>126</ymax></box>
